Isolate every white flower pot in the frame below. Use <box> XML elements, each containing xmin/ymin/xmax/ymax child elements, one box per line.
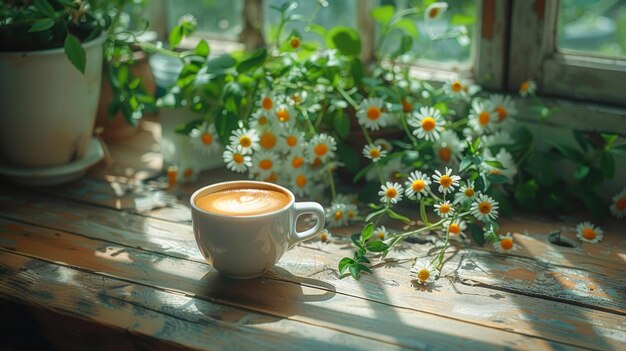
<box><xmin>0</xmin><ymin>35</ymin><xmax>106</xmax><ymax>167</ymax></box>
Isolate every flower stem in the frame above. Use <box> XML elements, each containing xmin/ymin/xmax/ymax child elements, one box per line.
<box><xmin>328</xmin><ymin>168</ymin><xmax>337</xmax><ymax>201</ymax></box>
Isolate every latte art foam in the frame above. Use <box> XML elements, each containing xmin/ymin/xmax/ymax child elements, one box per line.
<box><xmin>196</xmin><ymin>188</ymin><xmax>290</xmax><ymax>216</ymax></box>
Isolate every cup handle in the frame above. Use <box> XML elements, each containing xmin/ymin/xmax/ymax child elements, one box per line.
<box><xmin>290</xmin><ymin>202</ymin><xmax>325</xmax><ymax>248</ymax></box>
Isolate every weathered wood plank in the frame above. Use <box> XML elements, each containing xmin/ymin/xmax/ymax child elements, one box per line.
<box><xmin>0</xmin><ymin>251</ymin><xmax>398</xmax><ymax>351</ymax></box>
<box><xmin>0</xmin><ymin>219</ymin><xmax>578</xmax><ymax>351</ymax></box>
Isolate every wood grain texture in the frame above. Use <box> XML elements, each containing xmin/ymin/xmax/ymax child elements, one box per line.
<box><xmin>0</xmin><ymin>251</ymin><xmax>397</xmax><ymax>351</ymax></box>
<box><xmin>0</xmin><ymin>219</ymin><xmax>578</xmax><ymax>351</ymax></box>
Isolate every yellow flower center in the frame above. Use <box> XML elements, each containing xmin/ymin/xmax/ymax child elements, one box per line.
<box><xmin>334</xmin><ymin>211</ymin><xmax>343</xmax><ymax>220</ymax></box>
<box><xmin>233</xmin><ymin>153</ymin><xmax>244</xmax><ymax>164</ymax></box>
<box><xmin>500</xmin><ymin>238</ymin><xmax>513</xmax><ymax>250</ymax></box>
<box><xmin>412</xmin><ymin>179</ymin><xmax>425</xmax><ymax>192</ymax></box>
<box><xmin>239</xmin><ymin>135</ymin><xmax>252</xmax><ymax>148</ymax></box>
<box><xmin>417</xmin><ymin>268</ymin><xmax>430</xmax><ymax>282</ymax></box>
<box><xmin>348</xmin><ymin>210</ymin><xmax>355</xmax><ymax>218</ymax></box>
<box><xmin>479</xmin><ymin>201</ymin><xmax>492</xmax><ymax>214</ymax></box>
<box><xmin>451</xmin><ymin>81</ymin><xmax>463</xmax><ymax>92</ymax></box>
<box><xmin>291</xmin><ymin>94</ymin><xmax>301</xmax><ymax>105</ymax></box>
<box><xmin>321</xmin><ymin>231</ymin><xmax>328</xmax><ymax>242</ymax></box>
<box><xmin>439</xmin><ymin>204</ymin><xmax>451</xmax><ymax>214</ymax></box>
<box><xmin>258</xmin><ymin>116</ymin><xmax>268</xmax><ymax>125</ymax></box>
<box><xmin>311</xmin><ymin>157</ymin><xmax>322</xmax><ymax>168</ymax></box>
<box><xmin>464</xmin><ymin>188</ymin><xmax>475</xmax><ymax>197</ymax></box>
<box><xmin>401</xmin><ymin>99</ymin><xmax>413</xmax><ymax>113</ymax></box>
<box><xmin>495</xmin><ymin>106</ymin><xmax>507</xmax><ymax>121</ymax></box>
<box><xmin>367</xmin><ymin>106</ymin><xmax>382</xmax><ymax>120</ymax></box>
<box><xmin>616</xmin><ymin>197</ymin><xmax>626</xmax><ymax>210</ymax></box>
<box><xmin>439</xmin><ymin>175</ymin><xmax>452</xmax><ymax>188</ymax></box>
<box><xmin>438</xmin><ymin>147</ymin><xmax>451</xmax><ymax>162</ymax></box>
<box><xmin>200</xmin><ymin>132</ymin><xmax>213</xmax><ymax>145</ymax></box>
<box><xmin>265</xmin><ymin>172</ymin><xmax>278</xmax><ymax>182</ymax></box>
<box><xmin>287</xmin><ymin>135</ymin><xmax>298</xmax><ymax>147</ymax></box>
<box><xmin>479</xmin><ymin>111</ymin><xmax>490</xmax><ymax>126</ymax></box>
<box><xmin>277</xmin><ymin>108</ymin><xmax>290</xmax><ymax>122</ymax></box>
<box><xmin>369</xmin><ymin>148</ymin><xmax>381</xmax><ymax>159</ymax></box>
<box><xmin>429</xmin><ymin>7</ymin><xmax>439</xmax><ymax>18</ymax></box>
<box><xmin>183</xmin><ymin>168</ymin><xmax>193</xmax><ymax>178</ymax></box>
<box><xmin>262</xmin><ymin>97</ymin><xmax>273</xmax><ymax>110</ymax></box>
<box><xmin>378</xmin><ymin>232</ymin><xmax>385</xmax><ymax>240</ymax></box>
<box><xmin>290</xmin><ymin>37</ymin><xmax>300</xmax><ymax>49</ymax></box>
<box><xmin>259</xmin><ymin>159</ymin><xmax>273</xmax><ymax>170</ymax></box>
<box><xmin>421</xmin><ymin>117</ymin><xmax>436</xmax><ymax>131</ymax></box>
<box><xmin>583</xmin><ymin>228</ymin><xmax>596</xmax><ymax>240</ymax></box>
<box><xmin>296</xmin><ymin>174</ymin><xmax>307</xmax><ymax>187</ymax></box>
<box><xmin>314</xmin><ymin>143</ymin><xmax>328</xmax><ymax>157</ymax></box>
<box><xmin>292</xmin><ymin>156</ymin><xmax>304</xmax><ymax>168</ymax></box>
<box><xmin>490</xmin><ymin>169</ymin><xmax>501</xmax><ymax>175</ymax></box>
<box><xmin>260</xmin><ymin>132</ymin><xmax>276</xmax><ymax>149</ymax></box>
<box><xmin>385</xmin><ymin>187</ymin><xmax>398</xmax><ymax>199</ymax></box>
<box><xmin>520</xmin><ymin>81</ymin><xmax>529</xmax><ymax>92</ymax></box>
<box><xmin>449</xmin><ymin>223</ymin><xmax>461</xmax><ymax>235</ymax></box>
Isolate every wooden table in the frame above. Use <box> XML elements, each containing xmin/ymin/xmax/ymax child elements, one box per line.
<box><xmin>1</xmin><ymin>120</ymin><xmax>625</xmax><ymax>350</ymax></box>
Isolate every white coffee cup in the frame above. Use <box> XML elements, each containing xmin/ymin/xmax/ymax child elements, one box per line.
<box><xmin>190</xmin><ymin>180</ymin><xmax>325</xmax><ymax>279</ymax></box>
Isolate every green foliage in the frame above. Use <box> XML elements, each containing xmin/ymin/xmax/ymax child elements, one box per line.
<box><xmin>64</xmin><ymin>33</ymin><xmax>86</xmax><ymax>74</ymax></box>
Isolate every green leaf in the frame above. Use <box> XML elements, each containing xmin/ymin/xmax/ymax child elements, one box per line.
<box><xmin>601</xmin><ymin>152</ymin><xmax>615</xmax><ymax>179</ymax></box>
<box><xmin>361</xmin><ymin>222</ymin><xmax>374</xmax><ymax>241</ymax></box>
<box><xmin>168</xmin><ymin>25</ymin><xmax>183</xmax><ymax>49</ymax></box>
<box><xmin>174</xmin><ymin>118</ymin><xmax>204</xmax><ymax>135</ymax></box>
<box><xmin>206</xmin><ymin>54</ymin><xmax>237</xmax><ymax>72</ymax></box>
<box><xmin>64</xmin><ymin>34</ymin><xmax>86</xmax><ymax>74</ymax></box>
<box><xmin>117</xmin><ymin>65</ymin><xmax>129</xmax><ymax>86</ymax></box>
<box><xmin>392</xmin><ymin>18</ymin><xmax>419</xmax><ymax>38</ymax></box>
<box><xmin>338</xmin><ymin>146</ymin><xmax>360</xmax><ymax>173</ymax></box>
<box><xmin>601</xmin><ymin>133</ymin><xmax>618</xmax><ymax>146</ymax></box>
<box><xmin>357</xmin><ymin>263</ymin><xmax>372</xmax><ymax>275</ymax></box>
<box><xmin>574</xmin><ymin>165</ymin><xmax>590</xmax><ymax>181</ymax></box>
<box><xmin>459</xmin><ymin>157</ymin><xmax>473</xmax><ymax>172</ymax></box>
<box><xmin>214</xmin><ymin>111</ymin><xmax>239</xmax><ymax>145</ymax></box>
<box><xmin>391</xmin><ymin>33</ymin><xmax>413</xmax><ymax>58</ymax></box>
<box><xmin>365</xmin><ymin>208</ymin><xmax>386</xmax><ymax>222</ymax></box>
<box><xmin>28</xmin><ymin>18</ymin><xmax>55</xmax><ymax>32</ymax></box>
<box><xmin>237</xmin><ymin>48</ymin><xmax>267</xmax><ymax>73</ymax></box>
<box><xmin>552</xmin><ymin>143</ymin><xmax>583</xmax><ymax>160</ymax></box>
<box><xmin>371</xmin><ymin>5</ymin><xmax>394</xmax><ymax>25</ymax></box>
<box><xmin>34</xmin><ymin>0</ymin><xmax>55</xmax><ymax>17</ymax></box>
<box><xmin>573</xmin><ymin>130</ymin><xmax>591</xmax><ymax>152</ymax></box>
<box><xmin>468</xmin><ymin>223</ymin><xmax>485</xmax><ymax>246</ymax></box>
<box><xmin>194</xmin><ymin>39</ymin><xmax>210</xmax><ymax>57</ymax></box>
<box><xmin>365</xmin><ymin>240</ymin><xmax>390</xmax><ymax>252</ymax></box>
<box><xmin>433</xmin><ymin>102</ymin><xmax>448</xmax><ymax>115</ymax></box>
<box><xmin>338</xmin><ymin>257</ymin><xmax>355</xmax><ymax>275</ymax></box>
<box><xmin>351</xmin><ymin>233</ymin><xmax>363</xmax><ymax>248</ymax></box>
<box><xmin>349</xmin><ymin>264</ymin><xmax>362</xmax><ymax>280</ymax></box>
<box><xmin>333</xmin><ymin>113</ymin><xmax>350</xmax><ymax>139</ymax></box>
<box><xmin>484</xmin><ymin>160</ymin><xmax>504</xmax><ymax>169</ymax></box>
<box><xmin>609</xmin><ymin>144</ymin><xmax>626</xmax><ymax>156</ymax></box>
<box><xmin>307</xmin><ymin>23</ymin><xmax>327</xmax><ymax>38</ymax></box>
<box><xmin>450</xmin><ymin>14</ymin><xmax>476</xmax><ymax>26</ymax></box>
<box><xmin>326</xmin><ymin>26</ymin><xmax>361</xmax><ymax>57</ymax></box>
<box><xmin>386</xmin><ymin>209</ymin><xmax>411</xmax><ymax>224</ymax></box>
<box><xmin>487</xmin><ymin>174</ymin><xmax>508</xmax><ymax>184</ymax></box>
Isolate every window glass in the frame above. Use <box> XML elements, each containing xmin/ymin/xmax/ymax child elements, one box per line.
<box><xmin>378</xmin><ymin>0</ymin><xmax>476</xmax><ymax>65</ymax></box>
<box><xmin>557</xmin><ymin>0</ymin><xmax>626</xmax><ymax>58</ymax></box>
<box><xmin>165</xmin><ymin>0</ymin><xmax>244</xmax><ymax>40</ymax></box>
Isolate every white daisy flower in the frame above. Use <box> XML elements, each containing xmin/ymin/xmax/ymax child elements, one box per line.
<box><xmin>443</xmin><ymin>219</ymin><xmax>467</xmax><ymax>237</ymax></box>
<box><xmin>273</xmin><ymin>104</ymin><xmax>296</xmax><ymax>128</ymax></box>
<box><xmin>424</xmin><ymin>2</ymin><xmax>448</xmax><ymax>21</ymax></box>
<box><xmin>488</xmin><ymin>94</ymin><xmax>517</xmax><ymax>125</ymax></box>
<box><xmin>223</xmin><ymin>145</ymin><xmax>252</xmax><ymax>173</ymax></box>
<box><xmin>470</xmin><ymin>194</ymin><xmax>499</xmax><ymax>222</ymax></box>
<box><xmin>279</xmin><ymin>127</ymin><xmax>306</xmax><ymax>153</ymax></box>
<box><xmin>291</xmin><ymin>170</ymin><xmax>313</xmax><ymax>197</ymax></box>
<box><xmin>379</xmin><ymin>181</ymin><xmax>404</xmax><ymax>204</ymax></box>
<box><xmin>345</xmin><ymin>203</ymin><xmax>359</xmax><ymax>221</ymax></box>
<box><xmin>374</xmin><ymin>138</ymin><xmax>393</xmax><ymax>153</ymax></box>
<box><xmin>249</xmin><ymin>109</ymin><xmax>273</xmax><ymax>130</ymax></box>
<box><xmin>229</xmin><ymin>128</ymin><xmax>259</xmax><ymax>153</ymax></box>
<box><xmin>519</xmin><ymin>80</ymin><xmax>537</xmax><ymax>97</ymax></box>
<box><xmin>435</xmin><ymin>130</ymin><xmax>465</xmax><ymax>164</ymax></box>
<box><xmin>482</xmin><ymin>148</ymin><xmax>517</xmax><ymax>183</ymax></box>
<box><xmin>576</xmin><ymin>222</ymin><xmax>604</xmax><ymax>244</ymax></box>
<box><xmin>468</xmin><ymin>99</ymin><xmax>495</xmax><ymax>134</ymax></box>
<box><xmin>374</xmin><ymin>226</ymin><xmax>389</xmax><ymax>240</ymax></box>
<box><xmin>610</xmin><ymin>188</ymin><xmax>626</xmax><ymax>218</ymax></box>
<box><xmin>284</xmin><ymin>150</ymin><xmax>309</xmax><ymax>174</ymax></box>
<box><xmin>366</xmin><ymin>157</ymin><xmax>408</xmax><ymax>182</ymax></box>
<box><xmin>176</xmin><ymin>160</ymin><xmax>198</xmax><ymax>183</ymax></box>
<box><xmin>454</xmin><ymin>181</ymin><xmax>477</xmax><ymax>204</ymax></box>
<box><xmin>410</xmin><ymin>259</ymin><xmax>438</xmax><ymax>285</ymax></box>
<box><xmin>434</xmin><ymin>200</ymin><xmax>454</xmax><ymax>218</ymax></box>
<box><xmin>189</xmin><ymin>122</ymin><xmax>221</xmax><ymax>155</ymax></box>
<box><xmin>432</xmin><ymin>167</ymin><xmax>461</xmax><ymax>194</ymax></box>
<box><xmin>261</xmin><ymin>171</ymin><xmax>280</xmax><ymax>184</ymax></box>
<box><xmin>357</xmin><ymin>98</ymin><xmax>389</xmax><ymax>131</ymax></box>
<box><xmin>178</xmin><ymin>13</ymin><xmax>198</xmax><ymax>27</ymax></box>
<box><xmin>257</xmin><ymin>125</ymin><xmax>281</xmax><ymax>151</ymax></box>
<box><xmin>320</xmin><ymin>228</ymin><xmax>332</xmax><ymax>243</ymax></box>
<box><xmin>405</xmin><ymin>170</ymin><xmax>431</xmax><ymax>200</ymax></box>
<box><xmin>362</xmin><ymin>143</ymin><xmax>388</xmax><ymax>162</ymax></box>
<box><xmin>309</xmin><ymin>133</ymin><xmax>337</xmax><ymax>162</ymax></box>
<box><xmin>288</xmin><ymin>91</ymin><xmax>307</xmax><ymax>106</ymax></box>
<box><xmin>493</xmin><ymin>233</ymin><xmax>517</xmax><ymax>253</ymax></box>
<box><xmin>481</xmin><ymin>130</ymin><xmax>514</xmax><ymax>148</ymax></box>
<box><xmin>260</xmin><ymin>91</ymin><xmax>276</xmax><ymax>111</ymax></box>
<box><xmin>443</xmin><ymin>79</ymin><xmax>468</xmax><ymax>98</ymax></box>
<box><xmin>249</xmin><ymin>150</ymin><xmax>280</xmax><ymax>179</ymax></box>
<box><xmin>408</xmin><ymin>106</ymin><xmax>445</xmax><ymax>142</ymax></box>
<box><xmin>326</xmin><ymin>202</ymin><xmax>349</xmax><ymax>227</ymax></box>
